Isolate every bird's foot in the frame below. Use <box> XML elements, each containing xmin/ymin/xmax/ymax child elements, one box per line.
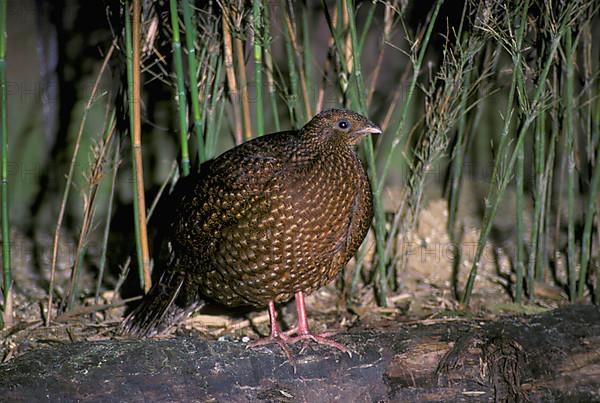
<box><xmin>282</xmin><ymin>325</ymin><xmax>336</xmax><ymax>338</ymax></box>
<box><xmin>247</xmin><ymin>297</ymin><xmax>350</xmax><ymax>362</ymax></box>
<box><xmin>285</xmin><ymin>291</ymin><xmax>351</xmax><ymax>355</ymax></box>
<box><xmin>286</xmin><ymin>331</ymin><xmax>349</xmax><ymax>355</ymax></box>
<box><xmin>247</xmin><ymin>331</ymin><xmax>296</xmax><ymax>363</ymax></box>
<box><xmin>255</xmin><ymin>324</ymin><xmax>348</xmax><ymax>353</ymax></box>
<box><xmin>247</xmin><ymin>299</ymin><xmax>297</xmax><ymax>362</ymax></box>
<box><xmin>247</xmin><ymin>328</ymin><xmax>349</xmax><ymax>363</ymax></box>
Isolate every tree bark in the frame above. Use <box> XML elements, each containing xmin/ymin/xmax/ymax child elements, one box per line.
<box><xmin>1</xmin><ymin>305</ymin><xmax>599</xmax><ymax>402</ymax></box>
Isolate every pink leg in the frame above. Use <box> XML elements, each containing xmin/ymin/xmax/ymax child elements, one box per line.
<box><xmin>248</xmin><ymin>293</ymin><xmax>350</xmax><ymax>357</ymax></box>
<box><xmin>286</xmin><ymin>291</ymin><xmax>349</xmax><ymax>353</ymax></box>
<box><xmin>295</xmin><ymin>290</ymin><xmax>310</xmax><ymax>334</ymax></box>
<box><xmin>247</xmin><ymin>301</ymin><xmax>294</xmax><ymax>360</ymax></box>
<box><xmin>266</xmin><ymin>301</ymin><xmax>283</xmax><ymax>337</ymax></box>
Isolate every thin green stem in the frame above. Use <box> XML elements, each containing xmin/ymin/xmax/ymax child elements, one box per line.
<box><xmin>0</xmin><ymin>0</ymin><xmax>10</xmax><ymax>326</ymax></box>
<box><xmin>205</xmin><ymin>55</ymin><xmax>223</xmax><ymax>159</ymax></box>
<box><xmin>207</xmin><ymin>73</ymin><xmax>225</xmax><ymax>160</ymax></box>
<box><xmin>263</xmin><ymin>3</ymin><xmax>280</xmax><ymax>131</ymax></box>
<box><xmin>169</xmin><ymin>0</ymin><xmax>190</xmax><ymax>176</ymax></box>
<box><xmin>564</xmin><ymin>27</ymin><xmax>576</xmax><ymax>301</ymax></box>
<box><xmin>537</xmin><ymin>119</ymin><xmax>557</xmax><ymax>289</ymax></box>
<box><xmin>253</xmin><ymin>0</ymin><xmax>264</xmax><ymax>135</ymax></box>
<box><xmin>301</xmin><ymin>7</ymin><xmax>313</xmax><ymax>112</ymax></box>
<box><xmin>357</xmin><ymin>1</ymin><xmax>377</xmax><ymax>55</ymax></box>
<box><xmin>528</xmin><ymin>110</ymin><xmax>545</xmax><ymax>293</ymax></box>
<box><xmin>282</xmin><ymin>0</ymin><xmax>298</xmax><ymax>125</ymax></box>
<box><xmin>448</xmin><ymin>71</ymin><xmax>471</xmax><ymax>239</ymax></box>
<box><xmin>124</xmin><ymin>1</ymin><xmax>145</xmax><ymax>289</ymax></box>
<box><xmin>96</xmin><ymin>131</ymin><xmax>120</xmax><ymax>302</ymax></box>
<box><xmin>182</xmin><ymin>0</ymin><xmax>205</xmax><ymax>163</ymax></box>
<box><xmin>515</xmin><ymin>128</ymin><xmax>525</xmax><ymax>303</ymax></box>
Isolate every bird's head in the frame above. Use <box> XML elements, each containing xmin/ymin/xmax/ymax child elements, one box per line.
<box><xmin>301</xmin><ymin>108</ymin><xmax>382</xmax><ymax>147</ymax></box>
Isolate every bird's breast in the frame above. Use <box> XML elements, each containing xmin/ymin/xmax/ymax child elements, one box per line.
<box><xmin>200</xmin><ymin>150</ymin><xmax>372</xmax><ymax>307</ymax></box>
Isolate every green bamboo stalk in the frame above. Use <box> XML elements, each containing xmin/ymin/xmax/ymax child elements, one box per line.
<box><xmin>169</xmin><ymin>0</ymin><xmax>190</xmax><ymax>176</ymax></box>
<box><xmin>124</xmin><ymin>1</ymin><xmax>146</xmax><ymax>290</ymax></box>
<box><xmin>506</xmin><ymin>17</ymin><xmax>530</xmax><ymax>298</ymax></box>
<box><xmin>252</xmin><ymin>0</ymin><xmax>265</xmax><ymax>135</ymax></box>
<box><xmin>540</xmin><ymin>70</ymin><xmax>563</xmax><ymax>286</ymax></box>
<box><xmin>345</xmin><ymin>0</ymin><xmax>389</xmax><ymax>305</ymax></box>
<box><xmin>553</xmin><ymin>73</ymin><xmax>568</xmax><ymax>291</ymax></box>
<box><xmin>564</xmin><ymin>27</ymin><xmax>576</xmax><ymax>301</ymax></box>
<box><xmin>515</xmin><ymin>127</ymin><xmax>525</xmax><ymax>303</ymax></box>
<box><xmin>133</xmin><ymin>0</ymin><xmax>152</xmax><ymax>292</ymax></box>
<box><xmin>0</xmin><ymin>0</ymin><xmax>10</xmax><ymax>327</ymax></box>
<box><xmin>536</xmin><ymin>117</ymin><xmax>557</xmax><ymax>292</ymax></box>
<box><xmin>527</xmin><ymin>110</ymin><xmax>545</xmax><ymax>295</ymax></box>
<box><xmin>182</xmin><ymin>0</ymin><xmax>205</xmax><ymax>163</ymax></box>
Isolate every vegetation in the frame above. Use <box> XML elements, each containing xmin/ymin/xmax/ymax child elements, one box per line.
<box><xmin>0</xmin><ymin>0</ymin><xmax>599</xmax><ymax>336</ymax></box>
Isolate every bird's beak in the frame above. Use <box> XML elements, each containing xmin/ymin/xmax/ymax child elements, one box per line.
<box><xmin>355</xmin><ymin>125</ymin><xmax>383</xmax><ymax>136</ymax></box>
<box><xmin>351</xmin><ymin>124</ymin><xmax>383</xmax><ymax>143</ymax></box>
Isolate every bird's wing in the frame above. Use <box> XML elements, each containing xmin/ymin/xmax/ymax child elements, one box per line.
<box><xmin>170</xmin><ymin>132</ymin><xmax>297</xmax><ymax>257</ymax></box>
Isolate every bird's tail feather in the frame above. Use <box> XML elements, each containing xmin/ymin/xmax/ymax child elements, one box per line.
<box><xmin>120</xmin><ymin>271</ymin><xmax>202</xmax><ymax>337</ymax></box>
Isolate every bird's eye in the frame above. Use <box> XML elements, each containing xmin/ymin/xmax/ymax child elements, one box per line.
<box><xmin>337</xmin><ymin>119</ymin><xmax>350</xmax><ymax>130</ymax></box>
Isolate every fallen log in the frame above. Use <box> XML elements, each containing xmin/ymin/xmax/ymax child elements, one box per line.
<box><xmin>1</xmin><ymin>305</ymin><xmax>599</xmax><ymax>402</ymax></box>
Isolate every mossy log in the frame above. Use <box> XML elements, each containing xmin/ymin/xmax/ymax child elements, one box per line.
<box><xmin>1</xmin><ymin>305</ymin><xmax>599</xmax><ymax>402</ymax></box>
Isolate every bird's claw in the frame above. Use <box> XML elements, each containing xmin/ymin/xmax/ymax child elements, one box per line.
<box><xmin>287</xmin><ymin>332</ymin><xmax>350</xmax><ymax>356</ymax></box>
<box><xmin>247</xmin><ymin>332</ymin><xmax>296</xmax><ymax>364</ymax></box>
<box><xmin>248</xmin><ymin>329</ymin><xmax>350</xmax><ymax>360</ymax></box>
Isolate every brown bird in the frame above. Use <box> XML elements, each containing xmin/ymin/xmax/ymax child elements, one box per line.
<box><xmin>121</xmin><ymin>108</ymin><xmax>381</xmax><ymax>354</ymax></box>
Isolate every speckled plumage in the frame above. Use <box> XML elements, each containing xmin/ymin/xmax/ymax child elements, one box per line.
<box><xmin>122</xmin><ymin>109</ymin><xmax>381</xmax><ymax>338</ymax></box>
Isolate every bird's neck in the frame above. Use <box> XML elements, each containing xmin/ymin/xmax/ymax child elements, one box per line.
<box><xmin>290</xmin><ymin>129</ymin><xmax>352</xmax><ymax>162</ymax></box>
<box><xmin>288</xmin><ymin>142</ymin><xmax>358</xmax><ymax>181</ymax></box>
